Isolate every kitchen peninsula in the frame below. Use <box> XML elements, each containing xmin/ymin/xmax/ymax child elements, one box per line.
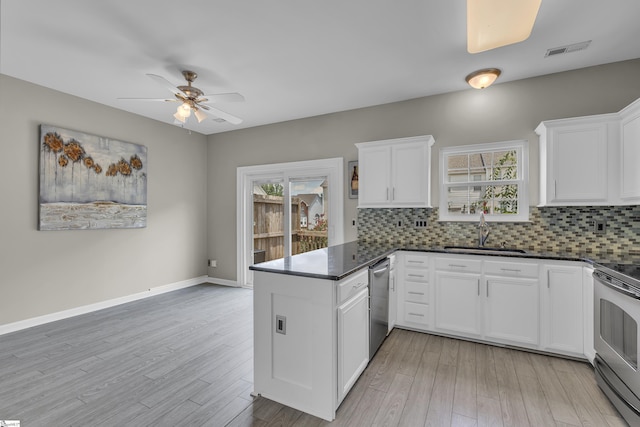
<box><xmin>251</xmin><ymin>241</ymin><xmax>392</xmax><ymax>421</ymax></box>
<box><xmin>251</xmin><ymin>240</ymin><xmax>637</xmax><ymax>421</ymax></box>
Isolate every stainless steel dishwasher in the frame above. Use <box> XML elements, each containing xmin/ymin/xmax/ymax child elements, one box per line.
<box><xmin>369</xmin><ymin>258</ymin><xmax>390</xmax><ymax>358</ymax></box>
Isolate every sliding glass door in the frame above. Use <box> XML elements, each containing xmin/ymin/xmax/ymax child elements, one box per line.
<box><xmin>237</xmin><ymin>158</ymin><xmax>343</xmax><ymax>287</ymax></box>
<box><xmin>289</xmin><ymin>177</ymin><xmax>328</xmax><ymax>255</ymax></box>
<box><xmin>252</xmin><ymin>180</ymin><xmax>285</xmax><ymax>263</ymax></box>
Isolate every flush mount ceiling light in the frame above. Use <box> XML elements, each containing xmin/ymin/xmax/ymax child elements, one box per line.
<box><xmin>465</xmin><ymin>68</ymin><xmax>501</xmax><ymax>89</ymax></box>
<box><xmin>467</xmin><ymin>0</ymin><xmax>542</xmax><ymax>54</ymax></box>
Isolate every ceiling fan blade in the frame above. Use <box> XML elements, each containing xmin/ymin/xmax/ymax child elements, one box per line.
<box><xmin>117</xmin><ymin>97</ymin><xmax>178</xmax><ymax>102</ymax></box>
<box><xmin>199</xmin><ymin>104</ymin><xmax>243</xmax><ymax>124</ymax></box>
<box><xmin>146</xmin><ymin>73</ymin><xmax>185</xmax><ymax>96</ymax></box>
<box><xmin>201</xmin><ymin>92</ymin><xmax>245</xmax><ymax>103</ymax></box>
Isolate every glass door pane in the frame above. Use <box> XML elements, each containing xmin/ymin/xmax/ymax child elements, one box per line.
<box><xmin>252</xmin><ymin>180</ymin><xmax>284</xmax><ymax>263</ymax></box>
<box><xmin>290</xmin><ymin>177</ymin><xmax>328</xmax><ymax>255</ymax></box>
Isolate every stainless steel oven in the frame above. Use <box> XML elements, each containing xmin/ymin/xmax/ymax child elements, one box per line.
<box><xmin>594</xmin><ymin>264</ymin><xmax>640</xmax><ymax>425</ymax></box>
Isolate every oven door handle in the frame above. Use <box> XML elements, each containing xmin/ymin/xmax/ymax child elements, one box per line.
<box><xmin>595</xmin><ymin>273</ymin><xmax>640</xmax><ymax>300</ymax></box>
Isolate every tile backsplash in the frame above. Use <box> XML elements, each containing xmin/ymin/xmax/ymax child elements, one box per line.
<box><xmin>357</xmin><ymin>206</ymin><xmax>640</xmax><ymax>255</ymax></box>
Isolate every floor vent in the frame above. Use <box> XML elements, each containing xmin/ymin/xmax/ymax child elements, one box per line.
<box><xmin>545</xmin><ymin>40</ymin><xmax>591</xmax><ymax>57</ymax></box>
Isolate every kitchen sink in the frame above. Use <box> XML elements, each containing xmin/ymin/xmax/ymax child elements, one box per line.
<box><xmin>443</xmin><ymin>246</ymin><xmax>527</xmax><ymax>255</ymax></box>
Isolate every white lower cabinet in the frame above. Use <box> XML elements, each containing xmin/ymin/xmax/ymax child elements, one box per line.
<box><xmin>541</xmin><ymin>263</ymin><xmax>584</xmax><ymax>357</ymax></box>
<box><xmin>388</xmin><ymin>254</ymin><xmax>397</xmax><ymax>333</ymax></box>
<box><xmin>583</xmin><ymin>267</ymin><xmax>595</xmax><ymax>363</ymax></box>
<box><xmin>396</xmin><ymin>252</ymin><xmax>431</xmax><ymax>330</ymax></box>
<box><xmin>397</xmin><ymin>254</ymin><xmax>587</xmax><ymax>359</ymax></box>
<box><xmin>434</xmin><ymin>271</ymin><xmax>482</xmax><ymax>337</ymax></box>
<box><xmin>484</xmin><ymin>276</ymin><xmax>539</xmax><ymax>346</ymax></box>
<box><xmin>337</xmin><ymin>287</ymin><xmax>369</xmax><ymax>404</ymax></box>
<box><xmin>253</xmin><ymin>267</ymin><xmax>369</xmax><ymax>421</ymax></box>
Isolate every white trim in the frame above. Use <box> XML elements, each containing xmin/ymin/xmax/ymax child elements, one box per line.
<box><xmin>0</xmin><ymin>276</ymin><xmax>208</xmax><ymax>336</ymax></box>
<box><xmin>204</xmin><ymin>276</ymin><xmax>240</xmax><ymax>287</ymax></box>
<box><xmin>237</xmin><ymin>157</ymin><xmax>344</xmax><ymax>288</ymax></box>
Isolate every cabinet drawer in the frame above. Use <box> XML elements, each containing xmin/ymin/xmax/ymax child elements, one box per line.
<box><xmin>404</xmin><ymin>253</ymin><xmax>429</xmax><ymax>268</ymax></box>
<box><xmin>337</xmin><ymin>270</ymin><xmax>369</xmax><ymax>305</ymax></box>
<box><xmin>404</xmin><ymin>268</ymin><xmax>429</xmax><ymax>283</ymax></box>
<box><xmin>484</xmin><ymin>260</ymin><xmax>539</xmax><ymax>278</ymax></box>
<box><xmin>404</xmin><ymin>302</ymin><xmax>429</xmax><ymax>326</ymax></box>
<box><xmin>405</xmin><ymin>282</ymin><xmax>428</xmax><ymax>303</ymax></box>
<box><xmin>435</xmin><ymin>257</ymin><xmax>482</xmax><ymax>273</ymax></box>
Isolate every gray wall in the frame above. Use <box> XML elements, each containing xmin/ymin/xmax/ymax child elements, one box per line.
<box><xmin>0</xmin><ymin>74</ymin><xmax>208</xmax><ymax>326</ymax></box>
<box><xmin>207</xmin><ymin>59</ymin><xmax>640</xmax><ymax>282</ymax></box>
<box><xmin>2</xmin><ymin>59</ymin><xmax>640</xmax><ymax>326</ymax></box>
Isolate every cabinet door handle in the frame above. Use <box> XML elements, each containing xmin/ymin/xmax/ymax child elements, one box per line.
<box><xmin>390</xmin><ymin>278</ymin><xmax>395</xmax><ymax>291</ymax></box>
<box><xmin>408</xmin><ymin>274</ymin><xmax>425</xmax><ymax>278</ymax></box>
<box><xmin>386</xmin><ymin>188</ymin><xmax>390</xmax><ymax>201</ymax></box>
<box><xmin>500</xmin><ymin>268</ymin><xmax>522</xmax><ymax>273</ymax></box>
<box><xmin>449</xmin><ymin>264</ymin><xmax>467</xmax><ymax>268</ymax></box>
<box><xmin>409</xmin><ymin>312</ymin><xmax>425</xmax><ymax>317</ymax></box>
<box><xmin>477</xmin><ymin>279</ymin><xmax>480</xmax><ymax>296</ymax></box>
<box><xmin>407</xmin><ymin>260</ymin><xmax>425</xmax><ymax>264</ymax></box>
<box><xmin>408</xmin><ymin>291</ymin><xmax>425</xmax><ymax>295</ymax></box>
<box><xmin>547</xmin><ymin>270</ymin><xmax>551</xmax><ymax>288</ymax></box>
<box><xmin>486</xmin><ymin>280</ymin><xmax>489</xmax><ymax>297</ymax></box>
<box><xmin>554</xmin><ymin>180</ymin><xmax>557</xmax><ymax>197</ymax></box>
<box><xmin>392</xmin><ymin>187</ymin><xmax>395</xmax><ymax>201</ymax></box>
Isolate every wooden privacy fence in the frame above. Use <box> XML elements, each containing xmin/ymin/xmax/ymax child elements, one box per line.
<box><xmin>253</xmin><ymin>194</ymin><xmax>328</xmax><ymax>261</ymax></box>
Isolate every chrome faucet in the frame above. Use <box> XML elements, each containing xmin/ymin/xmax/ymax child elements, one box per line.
<box><xmin>478</xmin><ymin>212</ymin><xmax>490</xmax><ymax>247</ymax></box>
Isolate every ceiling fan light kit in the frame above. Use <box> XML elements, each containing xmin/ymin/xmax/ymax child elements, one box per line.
<box><xmin>465</xmin><ymin>68</ymin><xmax>501</xmax><ymax>89</ymax></box>
<box><xmin>193</xmin><ymin>108</ymin><xmax>207</xmax><ymax>123</ymax></box>
<box><xmin>467</xmin><ymin>0</ymin><xmax>542</xmax><ymax>53</ymax></box>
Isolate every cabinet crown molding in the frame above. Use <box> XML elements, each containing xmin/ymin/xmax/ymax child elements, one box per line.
<box><xmin>355</xmin><ymin>134</ymin><xmax>435</xmax><ymax>149</ymax></box>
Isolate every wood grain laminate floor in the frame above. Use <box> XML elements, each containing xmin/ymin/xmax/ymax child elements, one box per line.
<box><xmin>0</xmin><ymin>284</ymin><xmax>628</xmax><ymax>426</ymax></box>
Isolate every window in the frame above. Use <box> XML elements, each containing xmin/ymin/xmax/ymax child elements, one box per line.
<box><xmin>439</xmin><ymin>140</ymin><xmax>529</xmax><ymax>222</ymax></box>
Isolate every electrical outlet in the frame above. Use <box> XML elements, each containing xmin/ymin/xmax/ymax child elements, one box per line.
<box><xmin>352</xmin><ymin>218</ymin><xmax>356</xmax><ymax>228</ymax></box>
<box><xmin>276</xmin><ymin>315</ymin><xmax>286</xmax><ymax>335</ymax></box>
<box><xmin>594</xmin><ymin>220</ymin><xmax>606</xmax><ymax>234</ymax></box>
<box><xmin>414</xmin><ymin>219</ymin><xmax>428</xmax><ymax>228</ymax></box>
<box><xmin>396</xmin><ymin>220</ymin><xmax>403</xmax><ymax>227</ymax></box>
<box><xmin>208</xmin><ymin>259</ymin><xmax>217</xmax><ymax>267</ymax></box>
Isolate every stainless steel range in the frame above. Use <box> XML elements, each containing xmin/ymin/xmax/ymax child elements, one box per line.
<box><xmin>594</xmin><ymin>262</ymin><xmax>640</xmax><ymax>425</ymax></box>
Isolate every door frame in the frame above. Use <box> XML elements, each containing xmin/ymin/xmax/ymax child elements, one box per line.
<box><xmin>236</xmin><ymin>157</ymin><xmax>344</xmax><ymax>287</ymax></box>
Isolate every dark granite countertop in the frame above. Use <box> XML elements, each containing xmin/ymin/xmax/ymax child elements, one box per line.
<box><xmin>249</xmin><ymin>240</ymin><xmax>640</xmax><ymax>282</ymax></box>
<box><xmin>249</xmin><ymin>241</ymin><xmax>395</xmax><ymax>280</ymax></box>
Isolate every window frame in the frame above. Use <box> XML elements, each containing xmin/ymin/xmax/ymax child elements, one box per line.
<box><xmin>439</xmin><ymin>140</ymin><xmax>529</xmax><ymax>222</ymax></box>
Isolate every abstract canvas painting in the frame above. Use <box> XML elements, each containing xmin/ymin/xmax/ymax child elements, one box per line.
<box><xmin>39</xmin><ymin>125</ymin><xmax>147</xmax><ymax>230</ymax></box>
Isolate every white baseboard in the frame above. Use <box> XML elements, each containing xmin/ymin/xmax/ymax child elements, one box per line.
<box><xmin>0</xmin><ymin>276</ymin><xmax>208</xmax><ymax>336</ymax></box>
<box><xmin>205</xmin><ymin>276</ymin><xmax>241</xmax><ymax>288</ymax></box>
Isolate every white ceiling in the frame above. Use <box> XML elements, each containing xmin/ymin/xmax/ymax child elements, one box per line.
<box><xmin>2</xmin><ymin>1</ymin><xmax>640</xmax><ymax>135</ymax></box>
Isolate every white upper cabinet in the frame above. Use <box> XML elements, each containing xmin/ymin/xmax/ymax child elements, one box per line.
<box><xmin>620</xmin><ymin>99</ymin><xmax>640</xmax><ymax>201</ymax></box>
<box><xmin>356</xmin><ymin>135</ymin><xmax>435</xmax><ymax>208</ymax></box>
<box><xmin>536</xmin><ymin>115</ymin><xmax>613</xmax><ymax>206</ymax></box>
<box><xmin>536</xmin><ymin>97</ymin><xmax>640</xmax><ymax>206</ymax></box>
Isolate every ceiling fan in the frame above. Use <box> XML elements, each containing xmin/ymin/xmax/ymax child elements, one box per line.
<box><xmin>120</xmin><ymin>70</ymin><xmax>244</xmax><ymax>125</ymax></box>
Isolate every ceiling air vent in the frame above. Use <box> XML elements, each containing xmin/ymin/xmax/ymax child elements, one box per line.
<box><xmin>545</xmin><ymin>40</ymin><xmax>591</xmax><ymax>57</ymax></box>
